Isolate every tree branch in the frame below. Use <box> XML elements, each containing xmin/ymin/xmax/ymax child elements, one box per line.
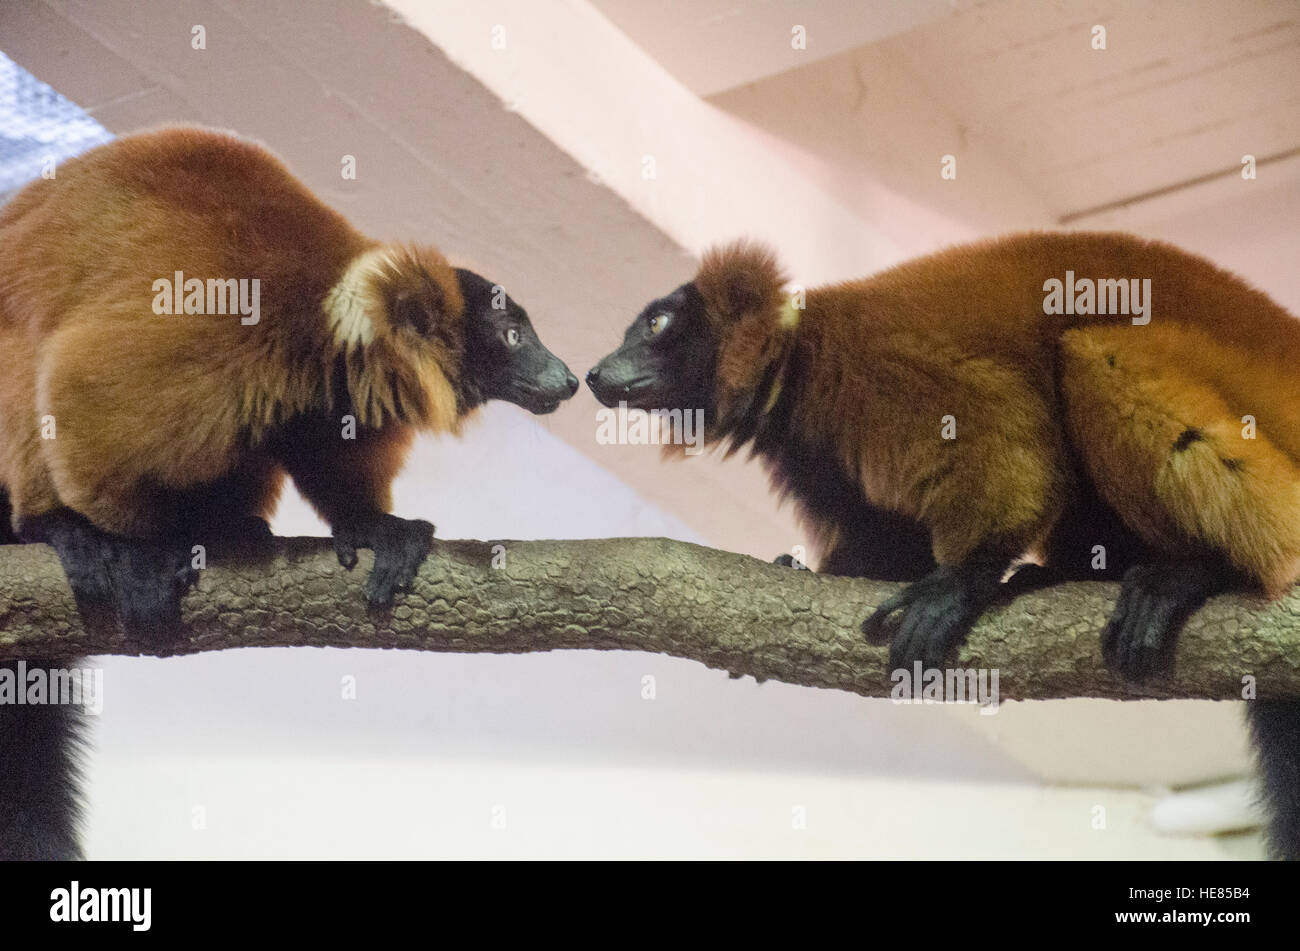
<box><xmin>0</xmin><ymin>538</ymin><xmax>1296</xmax><ymax>700</ymax></box>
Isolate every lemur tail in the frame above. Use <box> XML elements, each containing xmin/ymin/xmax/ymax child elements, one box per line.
<box><xmin>1247</xmin><ymin>700</ymin><xmax>1300</xmax><ymax>860</ymax></box>
<box><xmin>0</xmin><ymin>490</ymin><xmax>85</xmax><ymax>860</ymax></box>
<box><xmin>0</xmin><ymin>661</ymin><xmax>85</xmax><ymax>860</ymax></box>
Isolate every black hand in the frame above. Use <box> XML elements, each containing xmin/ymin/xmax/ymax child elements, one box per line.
<box><xmin>862</xmin><ymin>559</ymin><xmax>1007</xmax><ymax>671</ymax></box>
<box><xmin>333</xmin><ymin>512</ymin><xmax>434</xmax><ymax>605</ymax></box>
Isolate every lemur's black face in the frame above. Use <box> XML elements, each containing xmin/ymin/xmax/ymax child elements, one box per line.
<box><xmin>457</xmin><ymin>269</ymin><xmax>578</xmax><ymax>415</ymax></box>
<box><xmin>586</xmin><ymin>282</ymin><xmax>716</xmax><ymax>412</ymax></box>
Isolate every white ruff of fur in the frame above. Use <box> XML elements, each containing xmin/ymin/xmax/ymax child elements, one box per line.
<box><xmin>323</xmin><ymin>248</ymin><xmax>397</xmax><ymax>348</ymax></box>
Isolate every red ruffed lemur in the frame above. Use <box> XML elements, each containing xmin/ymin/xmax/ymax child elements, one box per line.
<box><xmin>587</xmin><ymin>234</ymin><xmax>1300</xmax><ymax>859</ymax></box>
<box><xmin>0</xmin><ymin>126</ymin><xmax>578</xmax><ymax>859</ymax></box>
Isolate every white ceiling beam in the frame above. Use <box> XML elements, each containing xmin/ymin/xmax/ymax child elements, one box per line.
<box><xmin>386</xmin><ymin>0</ymin><xmax>921</xmax><ymax>285</ymax></box>
<box><xmin>589</xmin><ymin>0</ymin><xmax>963</xmax><ymax>97</ymax></box>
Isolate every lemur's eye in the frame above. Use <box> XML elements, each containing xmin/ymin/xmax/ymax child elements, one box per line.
<box><xmin>648</xmin><ymin>312</ymin><xmax>671</xmax><ymax>335</ymax></box>
<box><xmin>505</xmin><ymin>327</ymin><xmax>520</xmax><ymax>347</ymax></box>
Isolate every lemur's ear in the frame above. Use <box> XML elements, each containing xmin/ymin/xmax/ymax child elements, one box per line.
<box><xmin>368</xmin><ymin>245</ymin><xmax>463</xmax><ymax>340</ymax></box>
<box><xmin>693</xmin><ymin>240</ymin><xmax>790</xmax><ymax>406</ymax></box>
<box><xmin>393</xmin><ymin>291</ymin><xmax>436</xmax><ymax>336</ymax></box>
<box><xmin>695</xmin><ymin>240</ymin><xmax>787</xmax><ymax>324</ymax></box>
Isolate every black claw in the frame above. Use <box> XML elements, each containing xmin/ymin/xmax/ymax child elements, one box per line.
<box><xmin>333</xmin><ymin>537</ymin><xmax>359</xmax><ymax>570</ymax></box>
<box><xmin>862</xmin><ymin>590</ymin><xmax>908</xmax><ymax>643</ymax></box>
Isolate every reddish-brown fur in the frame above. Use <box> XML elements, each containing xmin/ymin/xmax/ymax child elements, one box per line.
<box><xmin>696</xmin><ymin>234</ymin><xmax>1300</xmax><ymax>595</ymax></box>
<box><xmin>0</xmin><ymin>126</ymin><xmax>469</xmax><ymax>538</ymax></box>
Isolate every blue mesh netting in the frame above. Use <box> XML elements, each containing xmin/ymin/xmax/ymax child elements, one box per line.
<box><xmin>0</xmin><ymin>50</ymin><xmax>113</xmax><ymax>197</ymax></box>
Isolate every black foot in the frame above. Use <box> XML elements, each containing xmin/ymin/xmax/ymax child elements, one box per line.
<box><xmin>333</xmin><ymin>513</ymin><xmax>434</xmax><ymax>605</ymax></box>
<box><xmin>39</xmin><ymin>510</ymin><xmax>196</xmax><ymax>643</ymax></box>
<box><xmin>1102</xmin><ymin>559</ymin><xmax>1228</xmax><ymax>683</ymax></box>
<box><xmin>772</xmin><ymin>553</ymin><xmax>807</xmax><ymax>569</ymax></box>
<box><xmin>862</xmin><ymin>559</ymin><xmax>1007</xmax><ymax>671</ymax></box>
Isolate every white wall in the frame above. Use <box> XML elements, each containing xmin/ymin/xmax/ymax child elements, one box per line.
<box><xmin>82</xmin><ymin>406</ymin><xmax>1255</xmax><ymax>858</ymax></box>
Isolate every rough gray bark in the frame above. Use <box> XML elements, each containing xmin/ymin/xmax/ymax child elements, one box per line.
<box><xmin>0</xmin><ymin>538</ymin><xmax>1297</xmax><ymax>701</ymax></box>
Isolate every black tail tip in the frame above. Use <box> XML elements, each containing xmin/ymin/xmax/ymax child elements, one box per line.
<box><xmin>1247</xmin><ymin>699</ymin><xmax>1300</xmax><ymax>860</ymax></box>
